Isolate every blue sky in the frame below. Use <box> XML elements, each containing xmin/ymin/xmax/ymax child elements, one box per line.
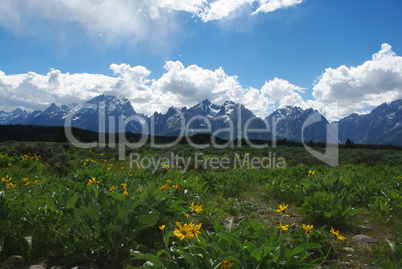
<box><xmin>0</xmin><ymin>0</ymin><xmax>402</xmax><ymax>121</ymax></box>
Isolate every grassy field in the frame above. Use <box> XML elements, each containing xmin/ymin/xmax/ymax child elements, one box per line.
<box><xmin>0</xmin><ymin>142</ymin><xmax>401</xmax><ymax>268</ymax></box>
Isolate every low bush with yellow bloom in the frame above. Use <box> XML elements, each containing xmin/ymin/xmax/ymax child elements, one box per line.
<box><xmin>173</xmin><ymin>222</ymin><xmax>202</xmax><ymax>241</ymax></box>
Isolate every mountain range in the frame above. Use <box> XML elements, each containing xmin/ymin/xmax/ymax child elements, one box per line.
<box><xmin>0</xmin><ymin>95</ymin><xmax>401</xmax><ymax>146</ymax></box>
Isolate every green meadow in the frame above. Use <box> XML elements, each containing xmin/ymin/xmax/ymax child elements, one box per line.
<box><xmin>0</xmin><ymin>142</ymin><xmax>401</xmax><ymax>268</ymax></box>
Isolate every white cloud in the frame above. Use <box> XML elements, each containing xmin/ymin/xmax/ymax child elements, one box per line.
<box><xmin>253</xmin><ymin>0</ymin><xmax>304</xmax><ymax>14</ymax></box>
<box><xmin>150</xmin><ymin>61</ymin><xmax>288</xmax><ymax>117</ymax></box>
<box><xmin>197</xmin><ymin>0</ymin><xmax>254</xmax><ymax>22</ymax></box>
<box><xmin>313</xmin><ymin>43</ymin><xmax>402</xmax><ymax>121</ymax></box>
<box><xmin>152</xmin><ymin>61</ymin><xmax>242</xmax><ymax>102</ymax></box>
<box><xmin>2</xmin><ymin>44</ymin><xmax>401</xmax><ymax>123</ymax></box>
<box><xmin>261</xmin><ymin>77</ymin><xmax>306</xmax><ymax>107</ymax></box>
<box><xmin>0</xmin><ymin>61</ymin><xmax>309</xmax><ymax>118</ymax></box>
<box><xmin>0</xmin><ymin>64</ymin><xmax>154</xmax><ymax>113</ymax></box>
<box><xmin>3</xmin><ymin>45</ymin><xmax>401</xmax><ymax>122</ymax></box>
<box><xmin>0</xmin><ymin>0</ymin><xmax>304</xmax><ymax>45</ymax></box>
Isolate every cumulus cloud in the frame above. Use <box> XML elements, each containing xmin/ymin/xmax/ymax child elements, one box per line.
<box><xmin>313</xmin><ymin>43</ymin><xmax>402</xmax><ymax>121</ymax></box>
<box><xmin>261</xmin><ymin>78</ymin><xmax>306</xmax><ymax>107</ymax></box>
<box><xmin>0</xmin><ymin>64</ymin><xmax>153</xmax><ymax>112</ymax></box>
<box><xmin>0</xmin><ymin>0</ymin><xmax>304</xmax><ymax>46</ymax></box>
<box><xmin>3</xmin><ymin>43</ymin><xmax>402</xmax><ymax>121</ymax></box>
<box><xmin>150</xmin><ymin>61</ymin><xmax>306</xmax><ymax>117</ymax></box>
<box><xmin>0</xmin><ymin>61</ymin><xmax>309</xmax><ymax>118</ymax></box>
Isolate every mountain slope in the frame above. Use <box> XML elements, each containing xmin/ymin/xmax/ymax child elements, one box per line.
<box><xmin>337</xmin><ymin>99</ymin><xmax>402</xmax><ymax>145</ymax></box>
<box><xmin>1</xmin><ymin>95</ymin><xmax>401</xmax><ymax>145</ymax></box>
<box><xmin>0</xmin><ymin>108</ymin><xmax>28</xmax><ymax>124</ymax></box>
<box><xmin>266</xmin><ymin>106</ymin><xmax>329</xmax><ymax>142</ymax></box>
<box><xmin>64</xmin><ymin>95</ymin><xmax>143</xmax><ymax>133</ymax></box>
<box><xmin>147</xmin><ymin>99</ymin><xmax>272</xmax><ymax>140</ymax></box>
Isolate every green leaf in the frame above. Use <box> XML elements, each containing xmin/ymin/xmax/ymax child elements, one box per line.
<box><xmin>132</xmin><ymin>253</ymin><xmax>164</xmax><ymax>267</ymax></box>
<box><xmin>45</xmin><ymin>193</ymin><xmax>56</xmax><ymax>212</ymax></box>
<box><xmin>372</xmin><ymin>257</ymin><xmax>385</xmax><ymax>268</ymax></box>
<box><xmin>273</xmin><ymin>244</ymin><xmax>286</xmax><ymax>264</ymax></box>
<box><xmin>136</xmin><ymin>213</ymin><xmax>159</xmax><ymax>231</ymax></box>
<box><xmin>242</xmin><ymin>241</ymin><xmax>256</xmax><ymax>254</ymax></box>
<box><xmin>24</xmin><ymin>236</ymin><xmax>33</xmax><ymax>254</ymax></box>
<box><xmin>250</xmin><ymin>245</ymin><xmax>276</xmax><ymax>262</ymax></box>
<box><xmin>290</xmin><ymin>243</ymin><xmax>321</xmax><ymax>257</ymax></box>
<box><xmin>75</xmin><ymin>202</ymin><xmax>100</xmax><ymax>222</ymax></box>
<box><xmin>386</xmin><ymin>239</ymin><xmax>402</xmax><ymax>263</ymax></box>
<box><xmin>218</xmin><ymin>232</ymin><xmax>242</xmax><ymax>249</ymax></box>
<box><xmin>156</xmin><ymin>249</ymin><xmax>172</xmax><ymax>259</ymax></box>
<box><xmin>88</xmin><ymin>200</ymin><xmax>101</xmax><ymax>222</ymax></box>
<box><xmin>109</xmin><ymin>191</ymin><xmax>125</xmax><ymax>201</ymax></box>
<box><xmin>66</xmin><ymin>193</ymin><xmax>80</xmax><ymax>209</ymax></box>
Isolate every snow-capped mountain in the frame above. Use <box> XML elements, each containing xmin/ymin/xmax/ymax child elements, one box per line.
<box><xmin>266</xmin><ymin>106</ymin><xmax>329</xmax><ymax>143</ymax></box>
<box><xmin>68</xmin><ymin>95</ymin><xmax>143</xmax><ymax>133</ymax></box>
<box><xmin>147</xmin><ymin>99</ymin><xmax>271</xmax><ymax>139</ymax></box>
<box><xmin>0</xmin><ymin>108</ymin><xmax>28</xmax><ymax>124</ymax></box>
<box><xmin>6</xmin><ymin>95</ymin><xmax>143</xmax><ymax>133</ymax></box>
<box><xmin>1</xmin><ymin>95</ymin><xmax>401</xmax><ymax>145</ymax></box>
<box><xmin>337</xmin><ymin>99</ymin><xmax>402</xmax><ymax>145</ymax></box>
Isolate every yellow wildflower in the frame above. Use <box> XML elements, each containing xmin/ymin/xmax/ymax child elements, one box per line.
<box><xmin>173</xmin><ymin>184</ymin><xmax>180</xmax><ymax>190</ymax></box>
<box><xmin>166</xmin><ymin>179</ymin><xmax>172</xmax><ymax>183</ymax></box>
<box><xmin>160</xmin><ymin>184</ymin><xmax>169</xmax><ymax>192</ymax></box>
<box><xmin>337</xmin><ymin>234</ymin><xmax>347</xmax><ymax>240</ymax></box>
<box><xmin>109</xmin><ymin>186</ymin><xmax>117</xmax><ymax>192</ymax></box>
<box><xmin>87</xmin><ymin>178</ymin><xmax>97</xmax><ymax>186</ymax></box>
<box><xmin>221</xmin><ymin>259</ymin><xmax>234</xmax><ymax>269</ymax></box>
<box><xmin>187</xmin><ymin>222</ymin><xmax>202</xmax><ymax>240</ymax></box>
<box><xmin>330</xmin><ymin>227</ymin><xmax>346</xmax><ymax>240</ymax></box>
<box><xmin>190</xmin><ymin>202</ymin><xmax>203</xmax><ymax>213</ymax></box>
<box><xmin>6</xmin><ymin>182</ymin><xmax>15</xmax><ymax>189</ymax></box>
<box><xmin>1</xmin><ymin>177</ymin><xmax>10</xmax><ymax>183</ymax></box>
<box><xmin>159</xmin><ymin>225</ymin><xmax>165</xmax><ymax>231</ymax></box>
<box><xmin>302</xmin><ymin>224</ymin><xmax>313</xmax><ymax>235</ymax></box>
<box><xmin>184</xmin><ymin>213</ymin><xmax>190</xmax><ymax>218</ymax></box>
<box><xmin>330</xmin><ymin>227</ymin><xmax>338</xmax><ymax>236</ymax></box>
<box><xmin>308</xmin><ymin>170</ymin><xmax>315</xmax><ymax>175</ymax></box>
<box><xmin>173</xmin><ymin>222</ymin><xmax>190</xmax><ymax>241</ymax></box>
<box><xmin>275</xmin><ymin>204</ymin><xmax>288</xmax><ymax>212</ymax></box>
<box><xmin>120</xmin><ymin>183</ymin><xmax>128</xmax><ymax>196</ymax></box>
<box><xmin>276</xmin><ymin>222</ymin><xmax>294</xmax><ymax>232</ymax></box>
<box><xmin>137</xmin><ymin>188</ymin><xmax>143</xmax><ymax>192</ymax></box>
